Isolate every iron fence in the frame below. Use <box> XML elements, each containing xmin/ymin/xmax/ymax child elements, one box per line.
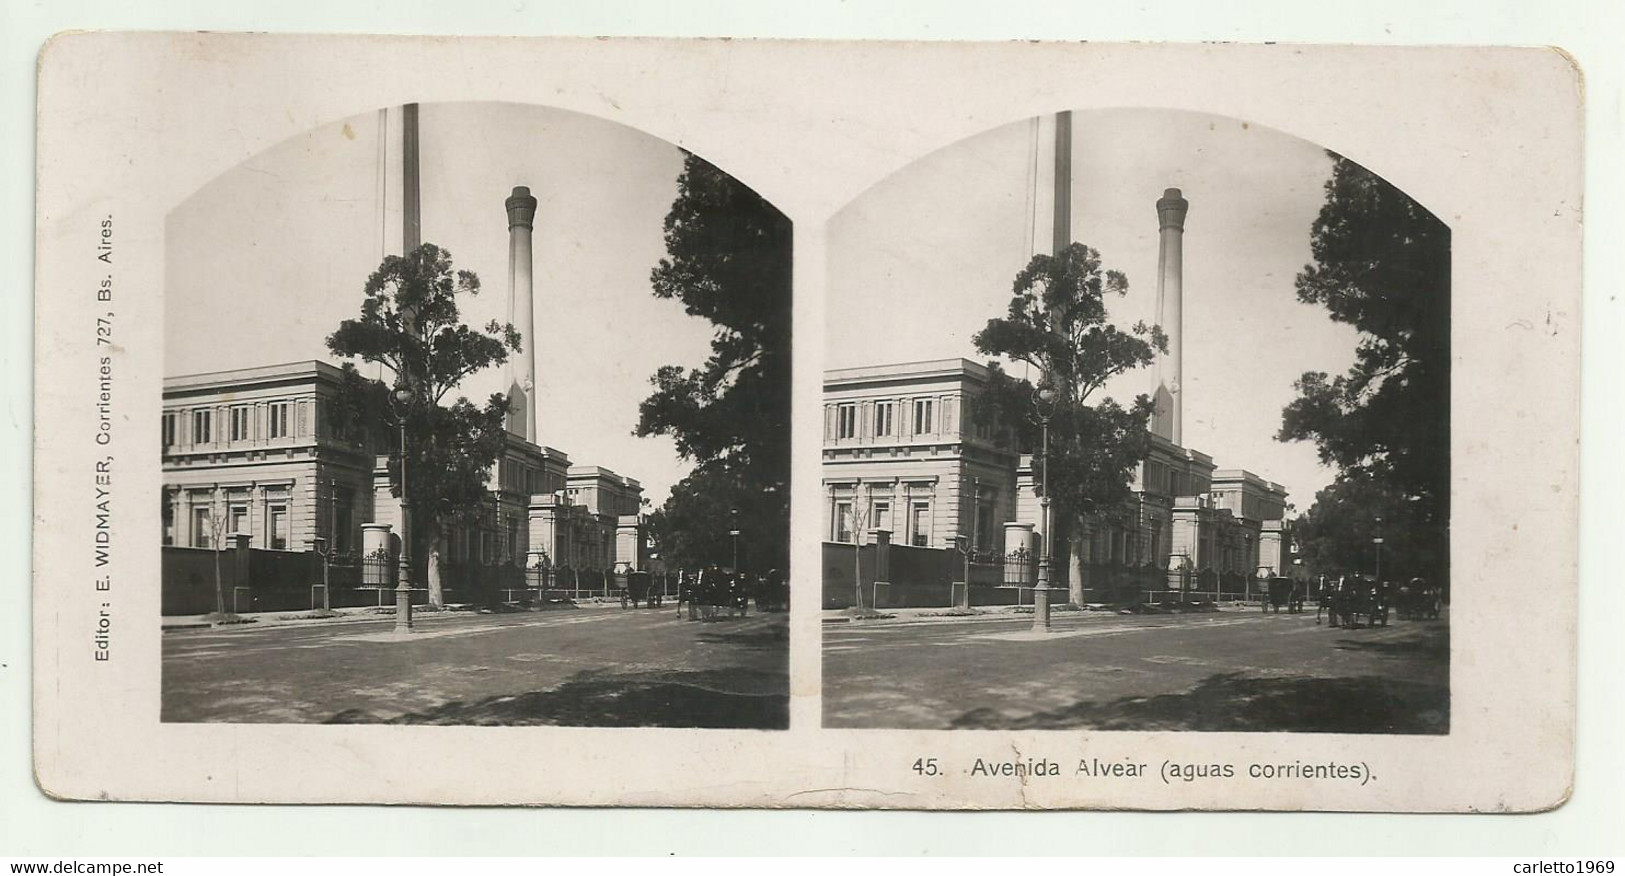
<box><xmin>517</xmin><ymin>566</ymin><xmax>682</xmax><ymax>604</ymax></box>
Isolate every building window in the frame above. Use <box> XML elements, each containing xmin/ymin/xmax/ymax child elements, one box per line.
<box><xmin>836</xmin><ymin>403</ymin><xmax>857</xmax><ymax>439</ymax></box>
<box><xmin>192</xmin><ymin>410</ymin><xmax>212</xmax><ymax>445</ymax></box>
<box><xmin>228</xmin><ymin>406</ymin><xmax>250</xmax><ymax>442</ymax></box>
<box><xmin>911</xmin><ymin>502</ymin><xmax>930</xmax><ymax>547</ymax></box>
<box><xmin>228</xmin><ymin>503</ymin><xmax>249</xmax><ymax>536</ymax></box>
<box><xmin>268</xmin><ymin>402</ymin><xmax>290</xmax><ymax>439</ymax></box>
<box><xmin>874</xmin><ymin>402</ymin><xmax>894</xmax><ymax>437</ymax></box>
<box><xmin>267</xmin><ymin>504</ymin><xmax>289</xmax><ymax>550</ymax></box>
<box><xmin>161</xmin><ymin>413</ymin><xmax>177</xmax><ymax>450</ymax></box>
<box><xmin>193</xmin><ymin>506</ymin><xmax>213</xmax><ymax>548</ymax></box>
<box><xmin>833</xmin><ymin>501</ymin><xmax>853</xmax><ymax>542</ymax></box>
<box><xmin>913</xmin><ymin>399</ymin><xmax>934</xmax><ymax>436</ymax></box>
<box><xmin>977</xmin><ymin>503</ymin><xmax>995</xmax><ymax>552</ymax></box>
<box><xmin>162</xmin><ymin>495</ymin><xmax>175</xmax><ymax>546</ymax></box>
<box><xmin>871</xmin><ymin>500</ymin><xmax>891</xmax><ymax>533</ymax></box>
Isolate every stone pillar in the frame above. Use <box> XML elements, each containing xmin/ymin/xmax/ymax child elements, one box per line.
<box><xmin>1014</xmin><ymin>455</ymin><xmax>1042</xmax><ymax>536</ymax></box>
<box><xmin>371</xmin><ymin>455</ymin><xmax>402</xmax><ymax>534</ymax></box>
<box><xmin>528</xmin><ymin>493</ymin><xmax>570</xmax><ymax>569</ymax></box>
<box><xmin>615</xmin><ymin>516</ymin><xmax>644</xmax><ymax>572</ymax></box>
<box><xmin>361</xmin><ymin>523</ymin><xmax>395</xmax><ymax>585</ymax></box>
<box><xmin>1170</xmin><ymin>498</ymin><xmax>1203</xmax><ymax>565</ymax></box>
<box><xmin>1003</xmin><ymin>521</ymin><xmax>1035</xmax><ymax>562</ymax></box>
<box><xmin>952</xmin><ymin>530</ymin><xmax>972</xmax><ymax>611</ymax></box>
<box><xmin>228</xmin><ymin>532</ymin><xmax>252</xmax><ymax>613</ymax></box>
<box><xmin>1259</xmin><ymin>520</ymin><xmax>1285</xmax><ymax>577</ymax></box>
<box><xmin>860</xmin><ymin>528</ymin><xmax>891</xmax><ymax>610</ymax></box>
<box><xmin>1166</xmin><ymin>553</ymin><xmax>1193</xmax><ymax>600</ymax></box>
<box><xmin>870</xmin><ymin>528</ymin><xmax>892</xmax><ymax>584</ymax></box>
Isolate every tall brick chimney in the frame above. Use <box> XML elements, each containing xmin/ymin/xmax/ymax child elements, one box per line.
<box><xmin>1154</xmin><ymin>187</ymin><xmax>1189</xmax><ymax>445</ymax></box>
<box><xmin>505</xmin><ymin>185</ymin><xmax>539</xmax><ymax>443</ymax></box>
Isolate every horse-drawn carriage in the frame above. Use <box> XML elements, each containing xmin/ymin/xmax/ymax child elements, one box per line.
<box><xmin>1394</xmin><ymin>578</ymin><xmax>1442</xmax><ymax>621</ymax></box>
<box><xmin>1316</xmin><ymin>576</ymin><xmax>1390</xmax><ymax>629</ymax></box>
<box><xmin>618</xmin><ymin>570</ymin><xmax>662</xmax><ymax>609</ymax></box>
<box><xmin>1262</xmin><ymin>576</ymin><xmax>1306</xmax><ymax>614</ymax></box>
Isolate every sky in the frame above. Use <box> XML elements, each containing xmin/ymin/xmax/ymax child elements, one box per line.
<box><xmin>165</xmin><ymin>102</ymin><xmax>721</xmax><ymax>507</ymax></box>
<box><xmin>828</xmin><ymin>108</ymin><xmax>1367</xmax><ymax>510</ymax></box>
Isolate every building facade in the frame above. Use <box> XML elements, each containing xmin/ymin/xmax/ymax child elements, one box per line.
<box><xmin>162</xmin><ymin>360</ymin><xmax>647</xmax><ymax>584</ymax></box>
<box><xmin>822</xmin><ymin>359</ymin><xmax>1019</xmax><ymax>555</ymax></box>
<box><xmin>161</xmin><ymin>361</ymin><xmax>373</xmax><ymax>555</ymax></box>
<box><xmin>822</xmin><ymin>359</ymin><xmax>1290</xmax><ymax>594</ymax></box>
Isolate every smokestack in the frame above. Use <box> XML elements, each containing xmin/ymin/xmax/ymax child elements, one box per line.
<box><xmin>1154</xmin><ymin>187</ymin><xmax>1189</xmax><ymax>445</ymax></box>
<box><xmin>505</xmin><ymin>185</ymin><xmax>539</xmax><ymax>443</ymax></box>
<box><xmin>1052</xmin><ymin>111</ymin><xmax>1072</xmax><ymax>256</ymax></box>
<box><xmin>403</xmin><ymin>103</ymin><xmax>421</xmax><ymax>253</ymax></box>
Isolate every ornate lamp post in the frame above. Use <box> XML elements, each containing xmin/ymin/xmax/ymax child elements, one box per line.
<box><xmin>393</xmin><ymin>379</ymin><xmax>414</xmax><ymax>634</ymax></box>
<box><xmin>952</xmin><ymin>532</ymin><xmax>971</xmax><ymax>610</ymax></box>
<box><xmin>1373</xmin><ymin>515</ymin><xmax>1385</xmax><ymax>585</ymax></box>
<box><xmin>1032</xmin><ymin>379</ymin><xmax>1057</xmax><ymax>633</ymax></box>
<box><xmin>307</xmin><ymin>535</ymin><xmax>332</xmax><ymax>613</ymax></box>
<box><xmin>729</xmin><ymin>507</ymin><xmax>741</xmax><ymax>572</ymax></box>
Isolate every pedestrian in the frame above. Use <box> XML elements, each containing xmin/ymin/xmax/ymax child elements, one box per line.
<box><xmin>686</xmin><ymin>569</ymin><xmax>702</xmax><ymax>621</ymax></box>
<box><xmin>699</xmin><ymin>565</ymin><xmax>719</xmax><ymax>621</ymax></box>
<box><xmin>766</xmin><ymin>568</ymin><xmax>785</xmax><ymax>613</ymax></box>
<box><xmin>737</xmin><ymin>572</ymin><xmax>752</xmax><ymax>619</ymax></box>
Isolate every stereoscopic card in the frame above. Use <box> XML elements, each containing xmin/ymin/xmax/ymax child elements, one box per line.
<box><xmin>33</xmin><ymin>34</ymin><xmax>1580</xmax><ymax>810</ymax></box>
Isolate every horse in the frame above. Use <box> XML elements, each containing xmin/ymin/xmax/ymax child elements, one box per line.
<box><xmin>1263</xmin><ymin>577</ymin><xmax>1294</xmax><ymax>613</ymax></box>
<box><xmin>1328</xmin><ymin>578</ymin><xmax>1390</xmax><ymax>629</ymax></box>
<box><xmin>1318</xmin><ymin>576</ymin><xmax>1357</xmax><ymax>628</ymax></box>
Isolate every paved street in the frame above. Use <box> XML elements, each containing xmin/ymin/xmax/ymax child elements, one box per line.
<box><xmin>163</xmin><ymin>607</ymin><xmax>788</xmax><ymax>728</ymax></box>
<box><xmin>823</xmin><ymin>608</ymin><xmax>1448</xmax><ymax>733</ymax></box>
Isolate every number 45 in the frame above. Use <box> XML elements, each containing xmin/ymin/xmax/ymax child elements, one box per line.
<box><xmin>912</xmin><ymin>758</ymin><xmax>939</xmax><ymax>777</ymax></box>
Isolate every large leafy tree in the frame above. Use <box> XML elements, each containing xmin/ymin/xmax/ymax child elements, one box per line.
<box><xmin>1292</xmin><ymin>470</ymin><xmax>1440</xmax><ymax>584</ymax></box>
<box><xmin>973</xmin><ymin>242</ymin><xmax>1165</xmax><ymax>607</ymax></box>
<box><xmin>636</xmin><ymin>153</ymin><xmax>792</xmax><ymax>573</ymax></box>
<box><xmin>327</xmin><ymin>243</ymin><xmax>519</xmax><ymax>607</ymax></box>
<box><xmin>1279</xmin><ymin>155</ymin><xmax>1450</xmax><ymax>586</ymax></box>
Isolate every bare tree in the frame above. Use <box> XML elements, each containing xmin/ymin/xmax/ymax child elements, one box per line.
<box><xmin>204</xmin><ymin>492</ymin><xmax>234</xmax><ymax>619</ymax></box>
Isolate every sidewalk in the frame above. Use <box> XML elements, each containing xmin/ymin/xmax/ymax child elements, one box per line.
<box><xmin>822</xmin><ymin>601</ymin><xmax>1261</xmax><ymax>627</ymax></box>
<box><xmin>159</xmin><ymin>598</ymin><xmax>625</xmax><ymax>631</ymax></box>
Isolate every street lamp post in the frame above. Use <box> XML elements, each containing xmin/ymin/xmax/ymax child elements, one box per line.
<box><xmin>953</xmin><ymin>533</ymin><xmax>971</xmax><ymax>610</ymax></box>
<box><xmin>307</xmin><ymin>535</ymin><xmax>332</xmax><ymax>613</ymax></box>
<box><xmin>729</xmin><ymin>508</ymin><xmax>741</xmax><ymax>573</ymax></box>
<box><xmin>1032</xmin><ymin>380</ymin><xmax>1057</xmax><ymax>633</ymax></box>
<box><xmin>393</xmin><ymin>380</ymin><xmax>414</xmax><ymax>634</ymax></box>
<box><xmin>1373</xmin><ymin>515</ymin><xmax>1385</xmax><ymax>586</ymax></box>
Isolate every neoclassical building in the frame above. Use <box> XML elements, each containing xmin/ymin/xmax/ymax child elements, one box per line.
<box><xmin>822</xmin><ymin>359</ymin><xmax>1019</xmax><ymax>556</ymax></box>
<box><xmin>821</xmin><ymin>359</ymin><xmax>1291</xmax><ymax>590</ymax></box>
<box><xmin>161</xmin><ymin>360</ymin><xmax>646</xmax><ymax>581</ymax></box>
<box><xmin>161</xmin><ymin>361</ymin><xmax>371</xmax><ymax>554</ymax></box>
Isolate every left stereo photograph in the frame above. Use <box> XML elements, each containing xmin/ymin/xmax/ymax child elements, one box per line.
<box><xmin>157</xmin><ymin>101</ymin><xmax>792</xmax><ymax>729</ymax></box>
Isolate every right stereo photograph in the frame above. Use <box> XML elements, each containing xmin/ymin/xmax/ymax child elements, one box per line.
<box><xmin>820</xmin><ymin>108</ymin><xmax>1450</xmax><ymax>734</ymax></box>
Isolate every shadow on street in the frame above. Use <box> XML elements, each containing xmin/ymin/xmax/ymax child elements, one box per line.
<box><xmin>948</xmin><ymin>670</ymin><xmax>1448</xmax><ymax>733</ymax></box>
<box><xmin>696</xmin><ymin>624</ymin><xmax>789</xmax><ymax>651</ymax></box>
<box><xmin>324</xmin><ymin>666</ymin><xmax>788</xmax><ymax>728</ymax></box>
<box><xmin>1332</xmin><ymin>628</ymin><xmax>1450</xmax><ymax>660</ymax></box>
